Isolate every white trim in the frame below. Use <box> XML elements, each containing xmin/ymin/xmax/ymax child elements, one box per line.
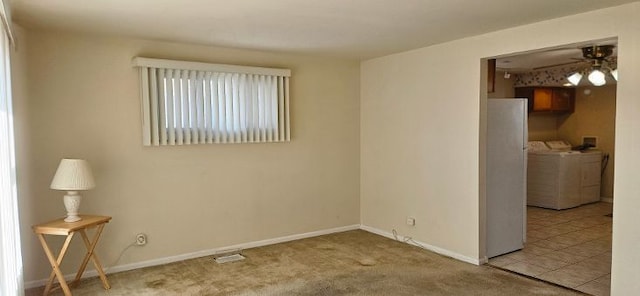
<box><xmin>132</xmin><ymin>57</ymin><xmax>291</xmax><ymax>77</ymax></box>
<box><xmin>359</xmin><ymin>225</ymin><xmax>483</xmax><ymax>266</ymax></box>
<box><xmin>601</xmin><ymin>197</ymin><xmax>613</xmax><ymax>203</ymax></box>
<box><xmin>24</xmin><ymin>224</ymin><xmax>359</xmax><ymax>289</ymax></box>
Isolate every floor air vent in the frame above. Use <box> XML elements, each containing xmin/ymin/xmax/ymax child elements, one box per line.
<box><xmin>214</xmin><ymin>253</ymin><xmax>246</xmax><ymax>264</ymax></box>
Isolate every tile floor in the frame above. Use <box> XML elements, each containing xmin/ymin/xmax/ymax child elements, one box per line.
<box><xmin>489</xmin><ymin>202</ymin><xmax>613</xmax><ymax>296</ymax></box>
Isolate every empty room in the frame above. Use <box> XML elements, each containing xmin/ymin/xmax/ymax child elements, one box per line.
<box><xmin>1</xmin><ymin>1</ymin><xmax>640</xmax><ymax>295</ymax></box>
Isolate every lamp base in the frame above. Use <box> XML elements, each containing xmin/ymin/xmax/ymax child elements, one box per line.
<box><xmin>64</xmin><ymin>215</ymin><xmax>82</xmax><ymax>223</ymax></box>
<box><xmin>63</xmin><ymin>192</ymin><xmax>83</xmax><ymax>222</ymax></box>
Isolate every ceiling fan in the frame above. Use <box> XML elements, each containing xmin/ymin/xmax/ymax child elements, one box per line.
<box><xmin>534</xmin><ymin>45</ymin><xmax>618</xmax><ymax>86</ymax></box>
<box><xmin>569</xmin><ymin>45</ymin><xmax>617</xmax><ymax>86</ymax></box>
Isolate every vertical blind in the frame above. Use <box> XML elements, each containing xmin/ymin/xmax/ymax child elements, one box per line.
<box><xmin>134</xmin><ymin>57</ymin><xmax>291</xmax><ymax>146</ymax></box>
<box><xmin>0</xmin><ymin>2</ymin><xmax>24</xmax><ymax>294</ymax></box>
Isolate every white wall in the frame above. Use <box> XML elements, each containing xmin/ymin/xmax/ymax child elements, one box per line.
<box><xmin>13</xmin><ymin>28</ymin><xmax>361</xmax><ymax>283</ymax></box>
<box><xmin>360</xmin><ymin>3</ymin><xmax>639</xmax><ymax>294</ymax></box>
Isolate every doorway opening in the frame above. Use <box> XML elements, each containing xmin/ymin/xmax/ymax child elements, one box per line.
<box><xmin>482</xmin><ymin>38</ymin><xmax>617</xmax><ymax>296</ymax></box>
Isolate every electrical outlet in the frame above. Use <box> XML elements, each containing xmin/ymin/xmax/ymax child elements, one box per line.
<box><xmin>136</xmin><ymin>233</ymin><xmax>147</xmax><ymax>246</ymax></box>
<box><xmin>406</xmin><ymin>217</ymin><xmax>416</xmax><ymax>226</ymax></box>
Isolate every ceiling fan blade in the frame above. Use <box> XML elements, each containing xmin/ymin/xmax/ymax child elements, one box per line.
<box><xmin>532</xmin><ymin>61</ymin><xmax>583</xmax><ymax>70</ymax></box>
<box><xmin>538</xmin><ymin>46</ymin><xmax>580</xmax><ymax>53</ymax></box>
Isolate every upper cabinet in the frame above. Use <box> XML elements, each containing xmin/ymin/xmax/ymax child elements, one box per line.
<box><xmin>515</xmin><ymin>87</ymin><xmax>575</xmax><ymax>113</ymax></box>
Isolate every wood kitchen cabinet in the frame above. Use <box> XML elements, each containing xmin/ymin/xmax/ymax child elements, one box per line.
<box><xmin>515</xmin><ymin>87</ymin><xmax>575</xmax><ymax>113</ymax></box>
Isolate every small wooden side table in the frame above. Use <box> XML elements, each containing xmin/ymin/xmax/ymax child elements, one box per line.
<box><xmin>33</xmin><ymin>215</ymin><xmax>112</xmax><ymax>296</ymax></box>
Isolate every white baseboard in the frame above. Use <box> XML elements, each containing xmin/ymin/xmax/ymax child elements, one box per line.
<box><xmin>601</xmin><ymin>197</ymin><xmax>613</xmax><ymax>203</ymax></box>
<box><xmin>359</xmin><ymin>225</ymin><xmax>483</xmax><ymax>266</ymax></box>
<box><xmin>24</xmin><ymin>224</ymin><xmax>360</xmax><ymax>289</ymax></box>
<box><xmin>25</xmin><ymin>224</ymin><xmax>483</xmax><ymax>289</ymax></box>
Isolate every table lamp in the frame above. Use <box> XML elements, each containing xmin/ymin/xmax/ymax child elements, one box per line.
<box><xmin>50</xmin><ymin>159</ymin><xmax>96</xmax><ymax>222</ymax></box>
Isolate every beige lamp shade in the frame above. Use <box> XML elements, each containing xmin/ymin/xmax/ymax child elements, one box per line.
<box><xmin>50</xmin><ymin>159</ymin><xmax>96</xmax><ymax>190</ymax></box>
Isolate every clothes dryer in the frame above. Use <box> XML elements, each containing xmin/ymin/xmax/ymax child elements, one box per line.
<box><xmin>527</xmin><ymin>141</ymin><xmax>602</xmax><ymax>209</ymax></box>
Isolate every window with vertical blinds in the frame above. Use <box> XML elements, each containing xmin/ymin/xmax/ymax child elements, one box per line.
<box><xmin>134</xmin><ymin>57</ymin><xmax>291</xmax><ymax>146</ymax></box>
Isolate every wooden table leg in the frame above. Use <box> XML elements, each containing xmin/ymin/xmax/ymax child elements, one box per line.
<box><xmin>37</xmin><ymin>233</ymin><xmax>74</xmax><ymax>296</ymax></box>
<box><xmin>74</xmin><ymin>224</ymin><xmax>110</xmax><ymax>290</ymax></box>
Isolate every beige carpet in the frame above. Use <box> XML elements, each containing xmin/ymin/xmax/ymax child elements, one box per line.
<box><xmin>27</xmin><ymin>230</ymin><xmax>581</xmax><ymax>295</ymax></box>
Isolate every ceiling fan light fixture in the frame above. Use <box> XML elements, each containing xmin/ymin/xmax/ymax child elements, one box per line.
<box><xmin>582</xmin><ymin>45</ymin><xmax>614</xmax><ymax>60</ymax></box>
<box><xmin>567</xmin><ymin>72</ymin><xmax>583</xmax><ymax>86</ymax></box>
<box><xmin>588</xmin><ymin>69</ymin><xmax>606</xmax><ymax>86</ymax></box>
<box><xmin>611</xmin><ymin>69</ymin><xmax>618</xmax><ymax>81</ymax></box>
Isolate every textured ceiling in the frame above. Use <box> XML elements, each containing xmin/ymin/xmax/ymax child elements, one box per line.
<box><xmin>497</xmin><ymin>39</ymin><xmax>618</xmax><ymax>73</ymax></box>
<box><xmin>10</xmin><ymin>0</ymin><xmax>637</xmax><ymax>60</ymax></box>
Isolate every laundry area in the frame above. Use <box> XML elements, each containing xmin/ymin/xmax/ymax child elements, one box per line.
<box><xmin>485</xmin><ymin>40</ymin><xmax>616</xmax><ymax>296</ymax></box>
<box><xmin>527</xmin><ymin>140</ymin><xmax>605</xmax><ymax>210</ymax></box>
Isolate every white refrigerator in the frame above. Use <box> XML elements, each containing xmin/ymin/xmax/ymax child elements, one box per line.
<box><xmin>486</xmin><ymin>99</ymin><xmax>527</xmax><ymax>258</ymax></box>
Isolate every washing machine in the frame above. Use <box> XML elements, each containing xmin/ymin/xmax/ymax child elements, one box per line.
<box><xmin>527</xmin><ymin>141</ymin><xmax>602</xmax><ymax>210</ymax></box>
